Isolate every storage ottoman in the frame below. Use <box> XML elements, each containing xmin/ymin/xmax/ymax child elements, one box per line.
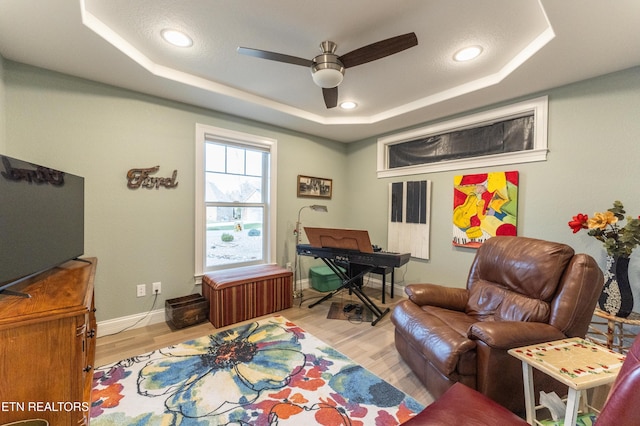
<box><xmin>202</xmin><ymin>264</ymin><xmax>293</xmax><ymax>328</ymax></box>
<box><xmin>309</xmin><ymin>265</ymin><xmax>345</xmax><ymax>292</ymax></box>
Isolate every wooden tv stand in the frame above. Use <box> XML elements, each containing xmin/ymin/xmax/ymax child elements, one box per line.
<box><xmin>0</xmin><ymin>258</ymin><xmax>97</xmax><ymax>425</ymax></box>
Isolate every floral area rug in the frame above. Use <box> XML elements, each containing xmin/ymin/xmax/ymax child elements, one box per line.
<box><xmin>91</xmin><ymin>315</ymin><xmax>424</xmax><ymax>425</ymax></box>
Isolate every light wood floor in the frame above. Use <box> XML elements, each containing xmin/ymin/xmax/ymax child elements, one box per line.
<box><xmin>95</xmin><ymin>285</ymin><xmax>434</xmax><ymax>407</ymax></box>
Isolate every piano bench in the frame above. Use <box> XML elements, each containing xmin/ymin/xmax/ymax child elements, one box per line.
<box><xmin>370</xmin><ymin>266</ymin><xmax>395</xmax><ymax>304</ymax></box>
<box><xmin>202</xmin><ymin>264</ymin><xmax>293</xmax><ymax>328</ymax></box>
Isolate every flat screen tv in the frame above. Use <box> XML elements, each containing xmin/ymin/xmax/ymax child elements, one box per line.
<box><xmin>0</xmin><ymin>154</ymin><xmax>84</xmax><ymax>297</ymax></box>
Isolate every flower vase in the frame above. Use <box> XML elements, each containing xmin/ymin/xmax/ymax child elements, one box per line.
<box><xmin>598</xmin><ymin>255</ymin><xmax>633</xmax><ymax>318</ymax></box>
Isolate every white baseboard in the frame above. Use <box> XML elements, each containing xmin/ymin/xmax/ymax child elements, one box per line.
<box><xmin>96</xmin><ymin>277</ymin><xmax>400</xmax><ymax>338</ymax></box>
<box><xmin>96</xmin><ymin>308</ymin><xmax>166</xmax><ymax>338</ymax></box>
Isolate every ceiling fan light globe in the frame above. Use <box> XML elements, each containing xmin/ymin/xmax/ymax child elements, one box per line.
<box><xmin>312</xmin><ymin>68</ymin><xmax>344</xmax><ymax>88</ymax></box>
<box><xmin>311</xmin><ymin>57</ymin><xmax>344</xmax><ymax>88</ymax></box>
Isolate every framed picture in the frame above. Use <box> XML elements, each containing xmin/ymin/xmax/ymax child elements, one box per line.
<box><xmin>297</xmin><ymin>175</ymin><xmax>332</xmax><ymax>199</ymax></box>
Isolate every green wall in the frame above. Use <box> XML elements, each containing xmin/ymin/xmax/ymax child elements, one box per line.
<box><xmin>0</xmin><ymin>57</ymin><xmax>6</xmax><ymax>152</ymax></box>
<box><xmin>3</xmin><ymin>61</ymin><xmax>347</xmax><ymax>322</ymax></box>
<box><xmin>3</xmin><ymin>58</ymin><xmax>640</xmax><ymax>321</ymax></box>
<box><xmin>345</xmin><ymin>66</ymin><xmax>640</xmax><ymax>306</ymax></box>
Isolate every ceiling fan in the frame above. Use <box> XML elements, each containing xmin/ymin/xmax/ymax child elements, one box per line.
<box><xmin>237</xmin><ymin>32</ymin><xmax>418</xmax><ymax>109</ymax></box>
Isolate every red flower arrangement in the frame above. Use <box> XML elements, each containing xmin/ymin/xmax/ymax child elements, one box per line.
<box><xmin>568</xmin><ymin>201</ymin><xmax>640</xmax><ymax>258</ymax></box>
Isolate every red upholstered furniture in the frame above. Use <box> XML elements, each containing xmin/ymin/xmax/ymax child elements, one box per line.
<box><xmin>406</xmin><ymin>334</ymin><xmax>640</xmax><ymax>426</ymax></box>
<box><xmin>596</xmin><ymin>333</ymin><xmax>640</xmax><ymax>425</ymax></box>
<box><xmin>391</xmin><ymin>236</ymin><xmax>604</xmax><ymax>413</ymax></box>
<box><xmin>403</xmin><ymin>382</ymin><xmax>528</xmax><ymax>425</ymax></box>
<box><xmin>202</xmin><ymin>264</ymin><xmax>292</xmax><ymax>328</ymax></box>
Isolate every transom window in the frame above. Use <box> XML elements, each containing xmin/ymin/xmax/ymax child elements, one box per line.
<box><xmin>377</xmin><ymin>96</ymin><xmax>548</xmax><ymax>177</ymax></box>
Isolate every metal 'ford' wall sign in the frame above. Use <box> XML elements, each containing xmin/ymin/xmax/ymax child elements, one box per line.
<box><xmin>127</xmin><ymin>166</ymin><xmax>178</xmax><ymax>189</ymax></box>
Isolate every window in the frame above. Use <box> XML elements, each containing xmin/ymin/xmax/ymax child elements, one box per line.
<box><xmin>387</xmin><ymin>115</ymin><xmax>534</xmax><ymax>168</ymax></box>
<box><xmin>195</xmin><ymin>124</ymin><xmax>277</xmax><ymax>280</ymax></box>
<box><xmin>377</xmin><ymin>96</ymin><xmax>548</xmax><ymax>178</ymax></box>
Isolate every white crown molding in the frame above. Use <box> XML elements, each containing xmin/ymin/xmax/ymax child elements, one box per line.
<box><xmin>79</xmin><ymin>0</ymin><xmax>554</xmax><ymax>126</ymax></box>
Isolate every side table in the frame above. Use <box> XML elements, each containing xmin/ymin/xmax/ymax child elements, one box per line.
<box><xmin>508</xmin><ymin>338</ymin><xmax>625</xmax><ymax>426</ymax></box>
<box><xmin>588</xmin><ymin>308</ymin><xmax>640</xmax><ymax>353</ymax></box>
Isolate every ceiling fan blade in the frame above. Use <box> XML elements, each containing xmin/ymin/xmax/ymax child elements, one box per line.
<box><xmin>339</xmin><ymin>32</ymin><xmax>418</xmax><ymax>68</ymax></box>
<box><xmin>237</xmin><ymin>47</ymin><xmax>313</xmax><ymax>67</ymax></box>
<box><xmin>323</xmin><ymin>87</ymin><xmax>338</xmax><ymax>109</ymax></box>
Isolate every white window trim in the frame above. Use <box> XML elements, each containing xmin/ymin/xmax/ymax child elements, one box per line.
<box><xmin>377</xmin><ymin>96</ymin><xmax>548</xmax><ymax>178</ymax></box>
<box><xmin>194</xmin><ymin>124</ymin><xmax>277</xmax><ymax>283</ymax></box>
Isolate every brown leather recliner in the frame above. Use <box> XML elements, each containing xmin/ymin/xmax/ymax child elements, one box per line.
<box><xmin>391</xmin><ymin>236</ymin><xmax>604</xmax><ymax>413</ymax></box>
<box><xmin>404</xmin><ymin>332</ymin><xmax>640</xmax><ymax>426</ymax></box>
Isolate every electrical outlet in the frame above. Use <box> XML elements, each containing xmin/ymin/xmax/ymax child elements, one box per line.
<box><xmin>152</xmin><ymin>281</ymin><xmax>161</xmax><ymax>294</ymax></box>
<box><xmin>136</xmin><ymin>284</ymin><xmax>146</xmax><ymax>297</ymax></box>
<box><xmin>285</xmin><ymin>262</ymin><xmax>292</xmax><ymax>271</ymax></box>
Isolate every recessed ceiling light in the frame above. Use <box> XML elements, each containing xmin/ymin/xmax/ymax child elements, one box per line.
<box><xmin>161</xmin><ymin>29</ymin><xmax>193</xmax><ymax>48</ymax></box>
<box><xmin>454</xmin><ymin>46</ymin><xmax>483</xmax><ymax>62</ymax></box>
<box><xmin>340</xmin><ymin>101</ymin><xmax>357</xmax><ymax>110</ymax></box>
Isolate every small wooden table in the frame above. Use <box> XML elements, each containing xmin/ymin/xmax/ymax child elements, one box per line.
<box><xmin>508</xmin><ymin>338</ymin><xmax>625</xmax><ymax>426</ymax></box>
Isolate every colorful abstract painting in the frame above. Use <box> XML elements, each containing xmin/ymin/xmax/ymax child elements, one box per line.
<box><xmin>453</xmin><ymin>171</ymin><xmax>518</xmax><ymax>248</ymax></box>
<box><xmin>91</xmin><ymin>316</ymin><xmax>424</xmax><ymax>425</ymax></box>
